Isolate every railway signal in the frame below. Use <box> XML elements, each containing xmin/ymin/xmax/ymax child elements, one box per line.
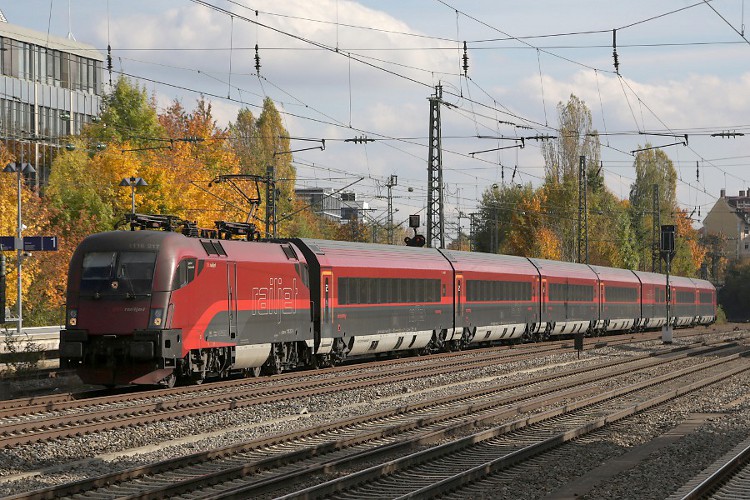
<box><xmin>405</xmin><ymin>214</ymin><xmax>426</xmax><ymax>247</ymax></box>
<box><xmin>660</xmin><ymin>224</ymin><xmax>676</xmax><ymax>344</ymax></box>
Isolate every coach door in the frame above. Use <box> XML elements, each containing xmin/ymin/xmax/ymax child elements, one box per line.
<box><xmin>321</xmin><ymin>269</ymin><xmax>334</xmax><ymax>339</ymax></box>
<box><xmin>455</xmin><ymin>274</ymin><xmax>464</xmax><ymax>320</ymax></box>
<box><xmin>227</xmin><ymin>262</ymin><xmax>237</xmax><ymax>340</ymax></box>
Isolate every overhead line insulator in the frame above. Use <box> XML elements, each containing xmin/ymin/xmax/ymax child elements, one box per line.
<box><xmin>612</xmin><ymin>29</ymin><xmax>620</xmax><ymax>75</ymax></box>
<box><xmin>462</xmin><ymin>41</ymin><xmax>469</xmax><ymax>77</ymax></box>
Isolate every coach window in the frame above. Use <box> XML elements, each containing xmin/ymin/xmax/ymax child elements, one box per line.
<box><xmin>338</xmin><ymin>278</ymin><xmax>348</xmax><ymax>305</ymax></box>
<box><xmin>378</xmin><ymin>278</ymin><xmax>391</xmax><ymax>304</ymax></box>
<box><xmin>172</xmin><ymin>258</ymin><xmax>197</xmax><ymax>290</ymax></box>
<box><xmin>372</xmin><ymin>278</ymin><xmax>379</xmax><ymax>304</ymax></box>
<box><xmin>358</xmin><ymin>278</ymin><xmax>369</xmax><ymax>304</ymax></box>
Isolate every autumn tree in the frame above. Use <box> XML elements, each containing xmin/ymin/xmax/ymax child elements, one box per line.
<box><xmin>670</xmin><ymin>208</ymin><xmax>706</xmax><ymax>277</ymax></box>
<box><xmin>700</xmin><ymin>233</ymin><xmax>728</xmax><ymax>283</ymax></box>
<box><xmin>149</xmin><ymin>98</ymin><xmax>241</xmax><ymax>229</ymax></box>
<box><xmin>540</xmin><ymin>94</ymin><xmax>602</xmax><ymax>262</ymax></box>
<box><xmin>228</xmin><ymin>99</ymin><xmax>296</xmax><ymax>237</ymax></box>
<box><xmin>628</xmin><ymin>146</ymin><xmax>678</xmax><ymax>271</ymax></box>
<box><xmin>0</xmin><ymin>142</ymin><xmax>70</xmax><ymax>325</ymax></box>
<box><xmin>284</xmin><ymin>199</ymin><xmax>339</xmax><ymax>239</ymax></box>
<box><xmin>474</xmin><ymin>183</ymin><xmax>562</xmax><ymax>259</ymax></box>
<box><xmin>501</xmin><ymin>187</ymin><xmax>561</xmax><ymax>259</ymax></box>
<box><xmin>475</xmin><ymin>183</ymin><xmax>530</xmax><ymax>253</ymax></box>
<box><xmin>46</xmin><ymin>139</ymin><xmax>145</xmax><ymax>232</ymax></box>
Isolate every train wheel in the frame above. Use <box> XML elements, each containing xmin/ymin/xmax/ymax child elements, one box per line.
<box><xmin>262</xmin><ymin>345</ymin><xmax>284</xmax><ymax>375</ymax></box>
<box><xmin>161</xmin><ymin>373</ymin><xmax>176</xmax><ymax>388</ymax></box>
<box><xmin>314</xmin><ymin>354</ymin><xmax>333</xmax><ymax>368</ymax></box>
<box><xmin>264</xmin><ymin>356</ymin><xmax>283</xmax><ymax>375</ymax></box>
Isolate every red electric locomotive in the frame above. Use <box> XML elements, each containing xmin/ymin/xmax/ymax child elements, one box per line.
<box><xmin>60</xmin><ymin>220</ymin><xmax>314</xmax><ymax>387</ymax></box>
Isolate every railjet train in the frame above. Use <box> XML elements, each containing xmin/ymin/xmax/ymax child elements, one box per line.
<box><xmin>59</xmin><ymin>215</ymin><xmax>716</xmax><ymax>387</ymax></box>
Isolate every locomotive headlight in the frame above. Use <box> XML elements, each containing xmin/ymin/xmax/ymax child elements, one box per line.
<box><xmin>149</xmin><ymin>308</ymin><xmax>164</xmax><ymax>328</ymax></box>
<box><xmin>67</xmin><ymin>309</ymin><xmax>78</xmax><ymax>327</ymax></box>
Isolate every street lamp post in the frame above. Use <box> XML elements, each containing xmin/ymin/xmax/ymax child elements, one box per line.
<box><xmin>119</xmin><ymin>176</ymin><xmax>148</xmax><ymax>215</ymax></box>
<box><xmin>2</xmin><ymin>160</ymin><xmax>36</xmax><ymax>334</ymax></box>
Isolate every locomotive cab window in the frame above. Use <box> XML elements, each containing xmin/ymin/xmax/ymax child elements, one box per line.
<box><xmin>116</xmin><ymin>252</ymin><xmax>157</xmax><ymax>294</ymax></box>
<box><xmin>81</xmin><ymin>252</ymin><xmax>117</xmax><ymax>286</ymax></box>
<box><xmin>81</xmin><ymin>251</ymin><xmax>156</xmax><ymax>295</ymax></box>
<box><xmin>172</xmin><ymin>258</ymin><xmax>197</xmax><ymax>290</ymax></box>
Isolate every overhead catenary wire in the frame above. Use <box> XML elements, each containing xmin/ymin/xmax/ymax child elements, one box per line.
<box><xmin>78</xmin><ymin>0</ymin><xmax>746</xmax><ymax>229</ymax></box>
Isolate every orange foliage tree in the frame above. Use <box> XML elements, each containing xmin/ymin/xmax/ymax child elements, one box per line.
<box><xmin>150</xmin><ymin>98</ymin><xmax>241</xmax><ymax>229</ymax></box>
<box><xmin>502</xmin><ymin>189</ymin><xmax>562</xmax><ymax>260</ymax></box>
<box><xmin>672</xmin><ymin>208</ymin><xmax>706</xmax><ymax>277</ymax></box>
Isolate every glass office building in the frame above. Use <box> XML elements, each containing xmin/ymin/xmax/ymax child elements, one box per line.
<box><xmin>0</xmin><ymin>19</ymin><xmax>103</xmax><ymax>187</ymax></box>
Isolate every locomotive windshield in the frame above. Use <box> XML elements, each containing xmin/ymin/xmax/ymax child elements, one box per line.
<box><xmin>81</xmin><ymin>251</ymin><xmax>157</xmax><ymax>296</ymax></box>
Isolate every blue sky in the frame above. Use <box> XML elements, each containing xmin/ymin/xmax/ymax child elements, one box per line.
<box><xmin>2</xmin><ymin>1</ymin><xmax>749</xmax><ymax>235</ymax></box>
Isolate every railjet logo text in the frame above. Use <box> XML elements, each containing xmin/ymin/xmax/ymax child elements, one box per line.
<box><xmin>252</xmin><ymin>277</ymin><xmax>298</xmax><ymax>321</ymax></box>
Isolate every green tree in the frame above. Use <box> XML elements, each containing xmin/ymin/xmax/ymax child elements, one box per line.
<box><xmin>475</xmin><ymin>183</ymin><xmax>528</xmax><ymax>253</ymax></box>
<box><xmin>628</xmin><ymin>146</ymin><xmax>678</xmax><ymax>271</ymax></box>
<box><xmin>228</xmin><ymin>99</ymin><xmax>296</xmax><ymax>237</ymax></box>
<box><xmin>229</xmin><ymin>108</ymin><xmax>259</xmax><ymax>174</ymax></box>
<box><xmin>586</xmin><ymin>193</ymin><xmax>637</xmax><ymax>268</ymax></box>
<box><xmin>718</xmin><ymin>260</ymin><xmax>750</xmax><ymax>321</ymax></box>
<box><xmin>45</xmin><ymin>141</ymin><xmax>118</xmax><ymax>232</ymax></box>
<box><xmin>84</xmin><ymin>76</ymin><xmax>164</xmax><ymax>147</ymax></box>
<box><xmin>540</xmin><ymin>94</ymin><xmax>601</xmax><ymax>261</ymax></box>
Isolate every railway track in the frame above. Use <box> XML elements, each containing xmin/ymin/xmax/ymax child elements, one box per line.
<box><xmin>6</xmin><ymin>341</ymin><xmax>747</xmax><ymax>500</ymax></box>
<box><xmin>670</xmin><ymin>435</ymin><xmax>750</xmax><ymax>499</ymax></box>
<box><xmin>0</xmin><ymin>330</ymin><xmax>679</xmax><ymax>448</ymax></box>
<box><xmin>0</xmin><ymin>327</ymin><xmax>714</xmax><ymax>412</ymax></box>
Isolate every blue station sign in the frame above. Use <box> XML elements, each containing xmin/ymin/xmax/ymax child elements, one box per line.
<box><xmin>0</xmin><ymin>236</ymin><xmax>13</xmax><ymax>251</ymax></box>
<box><xmin>0</xmin><ymin>236</ymin><xmax>58</xmax><ymax>251</ymax></box>
<box><xmin>23</xmin><ymin>236</ymin><xmax>58</xmax><ymax>251</ymax></box>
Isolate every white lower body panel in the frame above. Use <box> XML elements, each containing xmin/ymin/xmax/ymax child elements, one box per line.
<box><xmin>549</xmin><ymin>321</ymin><xmax>589</xmax><ymax>336</ymax></box>
<box><xmin>445</xmin><ymin>327</ymin><xmax>463</xmax><ymax>342</ymax></box>
<box><xmin>232</xmin><ymin>344</ymin><xmax>271</xmax><ymax>369</ymax></box>
<box><xmin>347</xmin><ymin>330</ymin><xmax>432</xmax><ymax>356</ymax></box>
<box><xmin>605</xmin><ymin>318</ymin><xmax>636</xmax><ymax>332</ymax></box>
<box><xmin>674</xmin><ymin>316</ymin><xmax>695</xmax><ymax>327</ymax></box>
<box><xmin>643</xmin><ymin>317</ymin><xmax>667</xmax><ymax>329</ymax></box>
<box><xmin>470</xmin><ymin>323</ymin><xmax>526</xmax><ymax>343</ymax></box>
<box><xmin>314</xmin><ymin>337</ymin><xmax>334</xmax><ymax>355</ymax></box>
